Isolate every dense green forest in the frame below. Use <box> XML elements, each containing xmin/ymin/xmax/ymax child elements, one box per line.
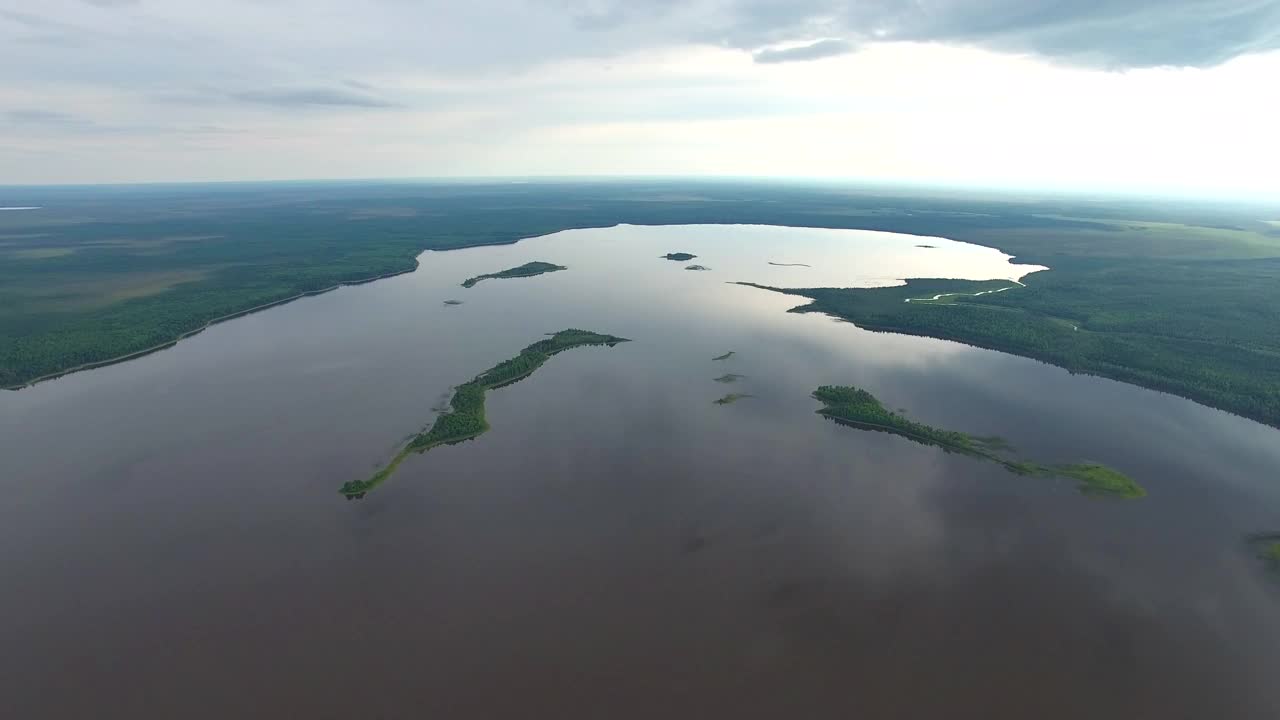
<box><xmin>3</xmin><ymin>180</ymin><xmax>1279</xmax><ymax>424</ymax></box>
<box><xmin>813</xmin><ymin>384</ymin><xmax>1145</xmax><ymax>498</ymax></box>
<box><xmin>662</xmin><ymin>252</ymin><xmax>696</xmax><ymax>261</ymax></box>
<box><xmin>460</xmin><ymin>260</ymin><xmax>566</xmax><ymax>288</ymax></box>
<box><xmin>340</xmin><ymin>329</ymin><xmax>627</xmax><ymax>498</ymax></box>
<box><xmin>746</xmin><ymin>258</ymin><xmax>1280</xmax><ymax>428</ymax></box>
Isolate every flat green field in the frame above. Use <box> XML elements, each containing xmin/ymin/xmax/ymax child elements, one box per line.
<box><xmin>2</xmin><ymin>180</ymin><xmax>1279</xmax><ymax>429</ymax></box>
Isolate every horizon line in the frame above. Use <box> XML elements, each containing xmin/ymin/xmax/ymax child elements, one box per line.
<box><xmin>1</xmin><ymin>174</ymin><xmax>1276</xmax><ymax>206</ymax></box>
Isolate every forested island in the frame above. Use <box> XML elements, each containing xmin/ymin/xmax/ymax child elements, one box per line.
<box><xmin>712</xmin><ymin>351</ymin><xmax>735</xmax><ymax>361</ymax></box>
<box><xmin>340</xmin><ymin>329</ymin><xmax>628</xmax><ymax>498</ymax></box>
<box><xmin>662</xmin><ymin>252</ymin><xmax>696</xmax><ymax>261</ymax></box>
<box><xmin>813</xmin><ymin>384</ymin><xmax>1145</xmax><ymax>498</ymax></box>
<box><xmin>461</xmin><ymin>261</ymin><xmax>566</xmax><ymax>288</ymax></box>
<box><xmin>685</xmin><ymin>265</ymin><xmax>711</xmax><ymax>271</ymax></box>
<box><xmin>714</xmin><ymin>393</ymin><xmax>752</xmax><ymax>405</ymax></box>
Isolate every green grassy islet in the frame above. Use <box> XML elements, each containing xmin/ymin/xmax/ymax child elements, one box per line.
<box><xmin>461</xmin><ymin>261</ymin><xmax>566</xmax><ymax>288</ymax></box>
<box><xmin>812</xmin><ymin>384</ymin><xmax>1144</xmax><ymax>499</ymax></box>
<box><xmin>340</xmin><ymin>329</ymin><xmax>628</xmax><ymax>499</ymax></box>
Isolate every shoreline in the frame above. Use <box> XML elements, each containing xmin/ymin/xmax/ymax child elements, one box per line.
<box><xmin>1</xmin><ymin>223</ymin><xmax>1009</xmax><ymax>392</ymax></box>
<box><xmin>3</xmin><ymin>264</ymin><xmax>418</xmax><ymax>392</ymax></box>
<box><xmin>739</xmin><ymin>281</ymin><xmax>1280</xmax><ymax>431</ymax></box>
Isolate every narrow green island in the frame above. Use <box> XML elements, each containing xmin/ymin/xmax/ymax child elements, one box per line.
<box><xmin>443</xmin><ymin>299</ymin><xmax>463</xmax><ymax>306</ymax></box>
<box><xmin>662</xmin><ymin>252</ymin><xmax>696</xmax><ymax>261</ymax></box>
<box><xmin>340</xmin><ymin>329</ymin><xmax>629</xmax><ymax>499</ymax></box>
<box><xmin>714</xmin><ymin>393</ymin><xmax>753</xmax><ymax>405</ymax></box>
<box><xmin>1266</xmin><ymin>543</ymin><xmax>1280</xmax><ymax>570</ymax></box>
<box><xmin>461</xmin><ymin>261</ymin><xmax>566</xmax><ymax>288</ymax></box>
<box><xmin>812</xmin><ymin>385</ymin><xmax>1145</xmax><ymax>499</ymax></box>
<box><xmin>685</xmin><ymin>265</ymin><xmax>711</xmax><ymax>271</ymax></box>
<box><xmin>1248</xmin><ymin>533</ymin><xmax>1280</xmax><ymax>573</ymax></box>
<box><xmin>712</xmin><ymin>351</ymin><xmax>736</xmax><ymax>361</ymax></box>
<box><xmin>714</xmin><ymin>373</ymin><xmax>745</xmax><ymax>383</ymax></box>
<box><xmin>768</xmin><ymin>262</ymin><xmax>812</xmax><ymax>267</ymax></box>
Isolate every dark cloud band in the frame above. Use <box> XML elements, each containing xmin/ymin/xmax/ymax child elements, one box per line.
<box><xmin>753</xmin><ymin>39</ymin><xmax>854</xmax><ymax>64</ymax></box>
<box><xmin>669</xmin><ymin>0</ymin><xmax>1280</xmax><ymax>68</ymax></box>
<box><xmin>229</xmin><ymin>88</ymin><xmax>399</xmax><ymax>109</ymax></box>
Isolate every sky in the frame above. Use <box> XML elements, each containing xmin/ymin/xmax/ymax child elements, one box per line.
<box><xmin>2</xmin><ymin>0</ymin><xmax>1279</xmax><ymax>198</ymax></box>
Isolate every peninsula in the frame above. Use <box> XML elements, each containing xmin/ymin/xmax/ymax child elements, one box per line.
<box><xmin>341</xmin><ymin>329</ymin><xmax>628</xmax><ymax>498</ymax></box>
<box><xmin>812</xmin><ymin>384</ymin><xmax>1145</xmax><ymax>499</ymax></box>
<box><xmin>461</xmin><ymin>261</ymin><xmax>566</xmax><ymax>288</ymax></box>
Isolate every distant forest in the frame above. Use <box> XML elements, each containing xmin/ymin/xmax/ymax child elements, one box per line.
<box><xmin>2</xmin><ymin>180</ymin><xmax>1279</xmax><ymax>427</ymax></box>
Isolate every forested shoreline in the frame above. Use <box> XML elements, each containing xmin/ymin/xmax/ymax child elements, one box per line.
<box><xmin>4</xmin><ymin>180</ymin><xmax>1279</xmax><ymax>427</ymax></box>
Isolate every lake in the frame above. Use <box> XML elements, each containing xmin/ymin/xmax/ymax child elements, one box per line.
<box><xmin>2</xmin><ymin>224</ymin><xmax>1278</xmax><ymax>718</ymax></box>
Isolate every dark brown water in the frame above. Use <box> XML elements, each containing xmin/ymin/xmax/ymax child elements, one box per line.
<box><xmin>2</xmin><ymin>225</ymin><xmax>1278</xmax><ymax>718</ymax></box>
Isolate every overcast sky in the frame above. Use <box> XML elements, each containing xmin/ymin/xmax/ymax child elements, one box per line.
<box><xmin>2</xmin><ymin>0</ymin><xmax>1278</xmax><ymax>197</ymax></box>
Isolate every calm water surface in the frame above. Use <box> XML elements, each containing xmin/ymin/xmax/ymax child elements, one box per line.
<box><xmin>2</xmin><ymin>225</ymin><xmax>1278</xmax><ymax>718</ymax></box>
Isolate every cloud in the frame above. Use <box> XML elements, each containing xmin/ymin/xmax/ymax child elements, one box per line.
<box><xmin>2</xmin><ymin>108</ymin><xmax>242</xmax><ymax>137</ymax></box>
<box><xmin>600</xmin><ymin>0</ymin><xmax>1280</xmax><ymax>69</ymax></box>
<box><xmin>0</xmin><ymin>0</ymin><xmax>1277</xmax><ymax>193</ymax></box>
<box><xmin>5</xmin><ymin>109</ymin><xmax>86</xmax><ymax>125</ymax></box>
<box><xmin>753</xmin><ymin>39</ymin><xmax>853</xmax><ymax>64</ymax></box>
<box><xmin>228</xmin><ymin>87</ymin><xmax>399</xmax><ymax>109</ymax></box>
<box><xmin>831</xmin><ymin>0</ymin><xmax>1280</xmax><ymax>69</ymax></box>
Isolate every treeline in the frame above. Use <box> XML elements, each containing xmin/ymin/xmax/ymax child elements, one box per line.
<box><xmin>0</xmin><ymin>191</ymin><xmax>1076</xmax><ymax>390</ymax></box>
<box><xmin>6</xmin><ymin>180</ymin><xmax>1278</xmax><ymax>394</ymax></box>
